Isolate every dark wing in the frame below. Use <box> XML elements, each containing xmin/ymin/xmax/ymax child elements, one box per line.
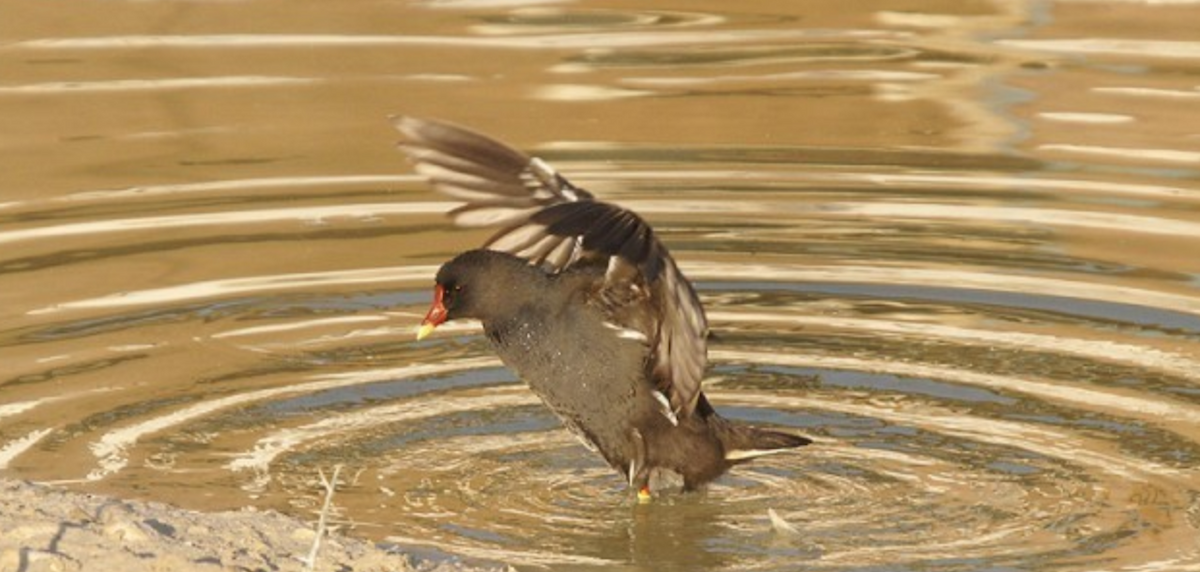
<box><xmin>393</xmin><ymin>116</ymin><xmax>709</xmax><ymax>418</ymax></box>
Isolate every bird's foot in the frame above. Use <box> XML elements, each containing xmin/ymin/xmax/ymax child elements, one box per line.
<box><xmin>637</xmin><ymin>485</ymin><xmax>652</xmax><ymax>503</ymax></box>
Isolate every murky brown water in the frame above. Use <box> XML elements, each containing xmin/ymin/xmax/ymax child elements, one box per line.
<box><xmin>4</xmin><ymin>1</ymin><xmax>1200</xmax><ymax>570</ymax></box>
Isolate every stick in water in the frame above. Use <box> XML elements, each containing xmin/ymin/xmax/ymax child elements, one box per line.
<box><xmin>302</xmin><ymin>465</ymin><xmax>343</xmax><ymax>571</ymax></box>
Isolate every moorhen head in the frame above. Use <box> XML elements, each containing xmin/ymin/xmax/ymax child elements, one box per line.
<box><xmin>397</xmin><ymin>117</ymin><xmax>811</xmax><ymax>499</ymax></box>
<box><xmin>416</xmin><ymin>249</ymin><xmax>543</xmax><ymax>341</ymax></box>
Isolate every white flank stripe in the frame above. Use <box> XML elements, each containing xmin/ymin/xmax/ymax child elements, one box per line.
<box><xmin>602</xmin><ymin>321</ymin><xmax>648</xmax><ymax>343</ymax></box>
<box><xmin>651</xmin><ymin>390</ymin><xmax>679</xmax><ymax>426</ymax></box>
<box><xmin>618</xmin><ymin>329</ymin><xmax>648</xmax><ymax>342</ymax></box>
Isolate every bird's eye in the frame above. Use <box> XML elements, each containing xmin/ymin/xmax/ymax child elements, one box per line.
<box><xmin>443</xmin><ymin>283</ymin><xmax>463</xmax><ymax>303</ymax></box>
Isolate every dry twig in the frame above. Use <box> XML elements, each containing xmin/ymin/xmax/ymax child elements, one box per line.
<box><xmin>301</xmin><ymin>465</ymin><xmax>343</xmax><ymax>571</ymax></box>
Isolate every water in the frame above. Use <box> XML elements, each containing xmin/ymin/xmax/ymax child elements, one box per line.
<box><xmin>3</xmin><ymin>1</ymin><xmax>1200</xmax><ymax>570</ymax></box>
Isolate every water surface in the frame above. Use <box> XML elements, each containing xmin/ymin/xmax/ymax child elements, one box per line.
<box><xmin>3</xmin><ymin>1</ymin><xmax>1200</xmax><ymax>570</ymax></box>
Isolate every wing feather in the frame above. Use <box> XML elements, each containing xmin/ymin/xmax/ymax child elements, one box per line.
<box><xmin>449</xmin><ymin>203</ymin><xmax>542</xmax><ymax>228</ymax></box>
<box><xmin>395</xmin><ymin>116</ymin><xmax>709</xmax><ymax>417</ymax></box>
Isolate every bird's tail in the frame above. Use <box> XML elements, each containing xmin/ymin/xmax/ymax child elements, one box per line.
<box><xmin>717</xmin><ymin>420</ymin><xmax>812</xmax><ymax>463</ymax></box>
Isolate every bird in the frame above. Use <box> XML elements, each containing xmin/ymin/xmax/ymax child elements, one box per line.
<box><xmin>394</xmin><ymin>117</ymin><xmax>811</xmax><ymax>499</ymax></box>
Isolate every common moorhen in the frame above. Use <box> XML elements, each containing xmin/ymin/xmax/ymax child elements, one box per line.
<box><xmin>396</xmin><ymin>117</ymin><xmax>811</xmax><ymax>498</ymax></box>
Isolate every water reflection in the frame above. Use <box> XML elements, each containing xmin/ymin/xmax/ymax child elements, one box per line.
<box><xmin>2</xmin><ymin>0</ymin><xmax>1200</xmax><ymax>570</ymax></box>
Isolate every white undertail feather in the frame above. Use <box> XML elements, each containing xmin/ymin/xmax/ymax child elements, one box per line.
<box><xmin>724</xmin><ymin>447</ymin><xmax>792</xmax><ymax>461</ymax></box>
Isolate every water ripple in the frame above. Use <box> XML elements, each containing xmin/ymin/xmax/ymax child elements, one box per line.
<box><xmin>13</xmin><ymin>29</ymin><xmax>906</xmax><ymax>51</ymax></box>
<box><xmin>4</xmin><ymin>4</ymin><xmax>1200</xmax><ymax>569</ymax></box>
<box><xmin>0</xmin><ymin>76</ymin><xmax>318</xmax><ymax>95</ymax></box>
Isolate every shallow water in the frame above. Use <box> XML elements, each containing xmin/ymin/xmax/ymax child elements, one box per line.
<box><xmin>3</xmin><ymin>1</ymin><xmax>1200</xmax><ymax>570</ymax></box>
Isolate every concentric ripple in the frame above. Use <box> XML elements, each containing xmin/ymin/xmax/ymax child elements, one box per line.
<box><xmin>4</xmin><ymin>1</ymin><xmax>1200</xmax><ymax>570</ymax></box>
<box><xmin>186</xmin><ymin>338</ymin><xmax>1199</xmax><ymax>570</ymax></box>
<box><xmin>4</xmin><ymin>161</ymin><xmax>1200</xmax><ymax>569</ymax></box>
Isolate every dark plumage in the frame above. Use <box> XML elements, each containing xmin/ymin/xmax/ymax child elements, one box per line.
<box><xmin>396</xmin><ymin>117</ymin><xmax>811</xmax><ymax>496</ymax></box>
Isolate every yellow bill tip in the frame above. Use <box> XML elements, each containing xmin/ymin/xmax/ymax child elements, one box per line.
<box><xmin>416</xmin><ymin>322</ymin><xmax>436</xmax><ymax>341</ymax></box>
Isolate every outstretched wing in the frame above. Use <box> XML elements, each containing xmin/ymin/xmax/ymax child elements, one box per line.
<box><xmin>394</xmin><ymin>116</ymin><xmax>709</xmax><ymax>418</ymax></box>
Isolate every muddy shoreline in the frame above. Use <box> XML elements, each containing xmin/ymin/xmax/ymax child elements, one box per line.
<box><xmin>0</xmin><ymin>479</ymin><xmax>502</xmax><ymax>572</ymax></box>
